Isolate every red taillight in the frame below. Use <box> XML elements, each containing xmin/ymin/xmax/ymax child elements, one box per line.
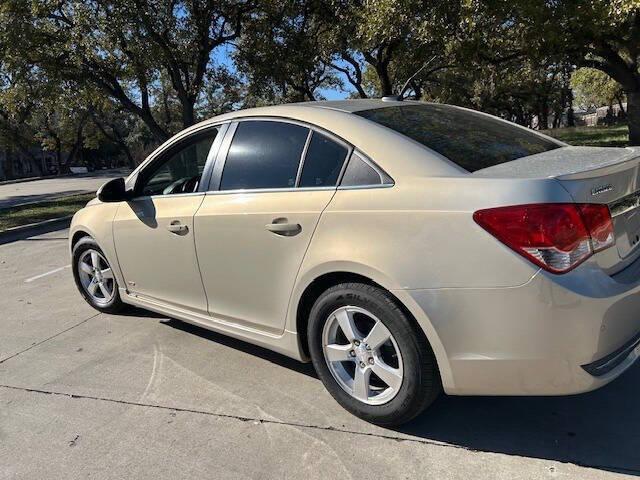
<box><xmin>473</xmin><ymin>203</ymin><xmax>615</xmax><ymax>274</ymax></box>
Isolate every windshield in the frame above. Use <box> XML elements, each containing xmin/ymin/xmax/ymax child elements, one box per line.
<box><xmin>355</xmin><ymin>104</ymin><xmax>560</xmax><ymax>172</ymax></box>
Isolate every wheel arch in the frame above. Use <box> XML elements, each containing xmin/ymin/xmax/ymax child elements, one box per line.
<box><xmin>71</xmin><ymin>230</ymin><xmax>92</xmax><ymax>249</ymax></box>
<box><xmin>290</xmin><ymin>263</ymin><xmax>453</xmax><ymax>390</ymax></box>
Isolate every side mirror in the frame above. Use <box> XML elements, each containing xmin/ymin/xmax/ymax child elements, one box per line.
<box><xmin>97</xmin><ymin>177</ymin><xmax>130</xmax><ymax>202</ymax></box>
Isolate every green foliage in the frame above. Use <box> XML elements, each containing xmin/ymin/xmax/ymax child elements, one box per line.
<box><xmin>571</xmin><ymin>68</ymin><xmax>625</xmax><ymax>109</ymax></box>
<box><xmin>0</xmin><ymin>0</ymin><xmax>638</xmax><ymax>179</ymax></box>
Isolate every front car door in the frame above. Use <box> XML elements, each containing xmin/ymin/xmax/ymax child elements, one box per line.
<box><xmin>113</xmin><ymin>125</ymin><xmax>223</xmax><ymax>313</ymax></box>
<box><xmin>194</xmin><ymin>119</ymin><xmax>351</xmax><ymax>334</ymax></box>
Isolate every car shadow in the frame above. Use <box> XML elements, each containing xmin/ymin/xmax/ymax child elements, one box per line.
<box><xmin>144</xmin><ymin>314</ymin><xmax>639</xmax><ymax>475</ymax></box>
<box><xmin>400</xmin><ymin>366</ymin><xmax>640</xmax><ymax>475</ymax></box>
<box><xmin>160</xmin><ymin>318</ymin><xmax>317</xmax><ymax>379</ymax></box>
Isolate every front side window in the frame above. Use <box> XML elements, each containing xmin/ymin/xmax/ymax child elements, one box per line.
<box><xmin>138</xmin><ymin>129</ymin><xmax>218</xmax><ymax>196</ymax></box>
<box><xmin>220</xmin><ymin>121</ymin><xmax>309</xmax><ymax>190</ymax></box>
<box><xmin>356</xmin><ymin>104</ymin><xmax>560</xmax><ymax>172</ymax></box>
<box><xmin>299</xmin><ymin>132</ymin><xmax>349</xmax><ymax>187</ymax></box>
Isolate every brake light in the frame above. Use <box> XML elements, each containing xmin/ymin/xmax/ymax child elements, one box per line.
<box><xmin>473</xmin><ymin>203</ymin><xmax>615</xmax><ymax>273</ymax></box>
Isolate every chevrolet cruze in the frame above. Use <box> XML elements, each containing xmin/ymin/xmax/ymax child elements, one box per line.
<box><xmin>70</xmin><ymin>99</ymin><xmax>640</xmax><ymax>425</ymax></box>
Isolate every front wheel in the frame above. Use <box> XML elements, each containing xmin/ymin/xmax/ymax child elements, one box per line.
<box><xmin>308</xmin><ymin>282</ymin><xmax>441</xmax><ymax>426</ymax></box>
<box><xmin>72</xmin><ymin>237</ymin><xmax>125</xmax><ymax>314</ymax></box>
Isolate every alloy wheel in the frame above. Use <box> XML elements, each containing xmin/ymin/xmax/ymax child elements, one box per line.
<box><xmin>322</xmin><ymin>306</ymin><xmax>404</xmax><ymax>405</ymax></box>
<box><xmin>77</xmin><ymin>249</ymin><xmax>116</xmax><ymax>306</ymax></box>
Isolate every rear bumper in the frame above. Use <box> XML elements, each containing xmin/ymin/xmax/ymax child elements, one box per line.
<box><xmin>404</xmin><ymin>256</ymin><xmax>640</xmax><ymax>396</ymax></box>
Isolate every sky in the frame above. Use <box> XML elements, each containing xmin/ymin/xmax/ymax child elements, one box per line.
<box><xmin>213</xmin><ymin>45</ymin><xmax>352</xmax><ymax>101</ymax></box>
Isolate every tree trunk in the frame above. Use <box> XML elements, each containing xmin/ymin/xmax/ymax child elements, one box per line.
<box><xmin>628</xmin><ymin>91</ymin><xmax>640</xmax><ymax>146</ymax></box>
<box><xmin>617</xmin><ymin>95</ymin><xmax>627</xmax><ymax>118</ymax></box>
<box><xmin>181</xmin><ymin>100</ymin><xmax>196</xmax><ymax>129</ymax></box>
<box><xmin>567</xmin><ymin>89</ymin><xmax>575</xmax><ymax>127</ymax></box>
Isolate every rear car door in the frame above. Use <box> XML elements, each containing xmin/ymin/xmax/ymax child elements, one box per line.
<box><xmin>113</xmin><ymin>126</ymin><xmax>223</xmax><ymax>313</ymax></box>
<box><xmin>194</xmin><ymin>119</ymin><xmax>350</xmax><ymax>334</ymax></box>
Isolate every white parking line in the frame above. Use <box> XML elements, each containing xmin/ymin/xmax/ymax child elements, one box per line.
<box><xmin>24</xmin><ymin>265</ymin><xmax>71</xmax><ymax>283</ymax></box>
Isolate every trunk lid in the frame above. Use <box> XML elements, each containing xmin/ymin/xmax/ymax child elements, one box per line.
<box><xmin>475</xmin><ymin>146</ymin><xmax>640</xmax><ymax>273</ymax></box>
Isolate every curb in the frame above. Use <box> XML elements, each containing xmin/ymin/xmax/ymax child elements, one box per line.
<box><xmin>0</xmin><ymin>216</ymin><xmax>73</xmax><ymax>245</ymax></box>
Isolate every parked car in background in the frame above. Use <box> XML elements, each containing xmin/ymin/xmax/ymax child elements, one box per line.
<box><xmin>70</xmin><ymin>99</ymin><xmax>640</xmax><ymax>425</ymax></box>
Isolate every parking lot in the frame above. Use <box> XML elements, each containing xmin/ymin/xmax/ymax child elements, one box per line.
<box><xmin>1</xmin><ymin>228</ymin><xmax>639</xmax><ymax>479</ymax></box>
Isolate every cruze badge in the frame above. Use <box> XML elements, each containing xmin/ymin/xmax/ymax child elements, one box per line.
<box><xmin>591</xmin><ymin>184</ymin><xmax>613</xmax><ymax>196</ymax></box>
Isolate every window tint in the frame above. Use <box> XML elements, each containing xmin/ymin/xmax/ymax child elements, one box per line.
<box><xmin>355</xmin><ymin>104</ymin><xmax>560</xmax><ymax>172</ymax></box>
<box><xmin>340</xmin><ymin>153</ymin><xmax>383</xmax><ymax>186</ymax></box>
<box><xmin>220</xmin><ymin>121</ymin><xmax>309</xmax><ymax>190</ymax></box>
<box><xmin>139</xmin><ymin>130</ymin><xmax>217</xmax><ymax>196</ymax></box>
<box><xmin>299</xmin><ymin>132</ymin><xmax>349</xmax><ymax>187</ymax></box>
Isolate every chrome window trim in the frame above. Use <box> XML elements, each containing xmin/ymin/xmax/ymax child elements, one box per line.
<box><xmin>337</xmin><ymin>183</ymin><xmax>395</xmax><ymax>191</ymax></box>
<box><xmin>294</xmin><ymin>130</ymin><xmax>314</xmax><ymax>187</ymax></box>
<box><xmin>230</xmin><ymin>116</ymin><xmax>353</xmax><ymax>153</ymax></box>
<box><xmin>209</xmin><ymin>117</ymin><xmax>356</xmax><ymax>193</ymax></box>
<box><xmin>126</xmin><ymin>121</ymin><xmax>230</xmax><ymax>192</ymax></box>
<box><xmin>128</xmin><ymin>191</ymin><xmax>207</xmax><ymax>201</ymax></box>
<box><xmin>205</xmin><ymin>186</ymin><xmax>337</xmax><ymax>196</ymax></box>
<box><xmin>127</xmin><ymin>122</ymin><xmax>227</xmax><ymax>198</ymax></box>
<box><xmin>197</xmin><ymin>122</ymin><xmax>229</xmax><ymax>193</ymax></box>
<box><xmin>207</xmin><ymin>121</ymin><xmax>238</xmax><ymax>191</ymax></box>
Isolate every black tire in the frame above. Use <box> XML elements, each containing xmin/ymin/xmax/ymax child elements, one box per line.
<box><xmin>308</xmin><ymin>282</ymin><xmax>441</xmax><ymax>426</ymax></box>
<box><xmin>72</xmin><ymin>236</ymin><xmax>126</xmax><ymax>314</ymax></box>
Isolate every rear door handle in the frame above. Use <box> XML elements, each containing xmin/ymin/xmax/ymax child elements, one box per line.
<box><xmin>265</xmin><ymin>219</ymin><xmax>302</xmax><ymax>236</ymax></box>
<box><xmin>167</xmin><ymin>221</ymin><xmax>189</xmax><ymax>235</ymax></box>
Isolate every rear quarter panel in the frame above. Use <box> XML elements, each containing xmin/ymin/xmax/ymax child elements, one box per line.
<box><xmin>298</xmin><ymin>176</ymin><xmax>573</xmax><ymax>291</ymax></box>
<box><xmin>288</xmin><ymin>175</ymin><xmax>575</xmax><ymax>380</ymax></box>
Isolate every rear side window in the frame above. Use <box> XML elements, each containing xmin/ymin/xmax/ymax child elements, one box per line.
<box><xmin>340</xmin><ymin>153</ymin><xmax>384</xmax><ymax>186</ymax></box>
<box><xmin>299</xmin><ymin>132</ymin><xmax>349</xmax><ymax>187</ymax></box>
<box><xmin>220</xmin><ymin>121</ymin><xmax>308</xmax><ymax>190</ymax></box>
<box><xmin>355</xmin><ymin>104</ymin><xmax>560</xmax><ymax>172</ymax></box>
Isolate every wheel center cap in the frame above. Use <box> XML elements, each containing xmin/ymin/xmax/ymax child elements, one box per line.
<box><xmin>355</xmin><ymin>344</ymin><xmax>369</xmax><ymax>363</ymax></box>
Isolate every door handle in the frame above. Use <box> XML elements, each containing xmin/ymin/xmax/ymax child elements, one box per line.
<box><xmin>265</xmin><ymin>219</ymin><xmax>302</xmax><ymax>236</ymax></box>
<box><xmin>167</xmin><ymin>221</ymin><xmax>189</xmax><ymax>235</ymax></box>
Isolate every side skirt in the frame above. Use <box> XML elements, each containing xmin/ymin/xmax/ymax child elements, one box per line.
<box><xmin>120</xmin><ymin>288</ymin><xmax>307</xmax><ymax>362</ymax></box>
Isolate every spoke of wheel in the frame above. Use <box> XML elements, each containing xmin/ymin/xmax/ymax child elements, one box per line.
<box><xmin>352</xmin><ymin>367</ymin><xmax>371</xmax><ymax>401</ymax></box>
<box><xmin>101</xmin><ymin>268</ymin><xmax>114</xmax><ymax>279</ymax></box>
<box><xmin>335</xmin><ymin>308</ymin><xmax>358</xmax><ymax>342</ymax></box>
<box><xmin>371</xmin><ymin>361</ymin><xmax>402</xmax><ymax>391</ymax></box>
<box><xmin>364</xmin><ymin>320</ymin><xmax>391</xmax><ymax>350</ymax></box>
<box><xmin>325</xmin><ymin>343</ymin><xmax>353</xmax><ymax>363</ymax></box>
<box><xmin>80</xmin><ymin>262</ymin><xmax>93</xmax><ymax>274</ymax></box>
<box><xmin>87</xmin><ymin>281</ymin><xmax>98</xmax><ymax>295</ymax></box>
<box><xmin>90</xmin><ymin>251</ymin><xmax>100</xmax><ymax>269</ymax></box>
<box><xmin>98</xmin><ymin>282</ymin><xmax>110</xmax><ymax>299</ymax></box>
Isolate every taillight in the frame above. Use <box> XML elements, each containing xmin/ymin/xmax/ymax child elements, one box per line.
<box><xmin>473</xmin><ymin>203</ymin><xmax>615</xmax><ymax>274</ymax></box>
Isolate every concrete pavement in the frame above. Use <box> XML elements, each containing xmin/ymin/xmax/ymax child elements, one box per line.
<box><xmin>0</xmin><ymin>169</ymin><xmax>129</xmax><ymax>209</ymax></box>
<box><xmin>0</xmin><ymin>228</ymin><xmax>638</xmax><ymax>479</ymax></box>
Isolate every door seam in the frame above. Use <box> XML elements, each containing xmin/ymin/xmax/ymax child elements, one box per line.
<box><xmin>282</xmin><ymin>189</ymin><xmax>338</xmax><ymax>333</ymax></box>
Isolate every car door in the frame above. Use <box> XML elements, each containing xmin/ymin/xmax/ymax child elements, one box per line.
<box><xmin>194</xmin><ymin>119</ymin><xmax>351</xmax><ymax>334</ymax></box>
<box><xmin>113</xmin><ymin>126</ymin><xmax>222</xmax><ymax>313</ymax></box>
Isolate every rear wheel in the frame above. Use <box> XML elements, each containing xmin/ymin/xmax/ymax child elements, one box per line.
<box><xmin>72</xmin><ymin>237</ymin><xmax>125</xmax><ymax>314</ymax></box>
<box><xmin>308</xmin><ymin>282</ymin><xmax>441</xmax><ymax>426</ymax></box>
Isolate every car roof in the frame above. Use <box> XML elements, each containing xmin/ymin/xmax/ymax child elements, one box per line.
<box><xmin>178</xmin><ymin>100</ymin><xmax>468</xmax><ymax>179</ymax></box>
<box><xmin>292</xmin><ymin>99</ymin><xmax>423</xmax><ymax>112</ymax></box>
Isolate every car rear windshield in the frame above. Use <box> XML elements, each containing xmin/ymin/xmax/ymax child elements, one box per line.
<box><xmin>355</xmin><ymin>104</ymin><xmax>560</xmax><ymax>172</ymax></box>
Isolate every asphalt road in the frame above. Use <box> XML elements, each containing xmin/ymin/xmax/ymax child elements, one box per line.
<box><xmin>1</xmin><ymin>228</ymin><xmax>639</xmax><ymax>479</ymax></box>
<box><xmin>0</xmin><ymin>170</ymin><xmax>129</xmax><ymax>209</ymax></box>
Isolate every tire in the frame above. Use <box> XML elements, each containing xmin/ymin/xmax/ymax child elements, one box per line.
<box><xmin>308</xmin><ymin>282</ymin><xmax>441</xmax><ymax>426</ymax></box>
<box><xmin>72</xmin><ymin>236</ymin><xmax>126</xmax><ymax>314</ymax></box>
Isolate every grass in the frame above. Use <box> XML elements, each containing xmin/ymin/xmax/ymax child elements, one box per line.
<box><xmin>543</xmin><ymin>124</ymin><xmax>629</xmax><ymax>148</ymax></box>
<box><xmin>0</xmin><ymin>193</ymin><xmax>95</xmax><ymax>232</ymax></box>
